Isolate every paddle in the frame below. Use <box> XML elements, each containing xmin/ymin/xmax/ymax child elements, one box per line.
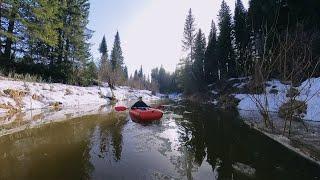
<box><xmin>114</xmin><ymin>105</ymin><xmax>164</xmax><ymax>112</ymax></box>
<box><xmin>114</xmin><ymin>106</ymin><xmax>127</xmax><ymax>112</ymax></box>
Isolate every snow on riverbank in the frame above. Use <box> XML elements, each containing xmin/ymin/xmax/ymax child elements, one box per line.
<box><xmin>0</xmin><ymin>77</ymin><xmax>159</xmax><ymax>114</ymax></box>
<box><xmin>235</xmin><ymin>78</ymin><xmax>320</xmax><ymax>122</ymax></box>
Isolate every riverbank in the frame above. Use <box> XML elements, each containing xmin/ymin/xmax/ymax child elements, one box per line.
<box><xmin>229</xmin><ymin>78</ymin><xmax>320</xmax><ymax>165</ymax></box>
<box><xmin>0</xmin><ymin>76</ymin><xmax>159</xmax><ymax>115</ymax></box>
<box><xmin>233</xmin><ymin>77</ymin><xmax>320</xmax><ymax>122</ymax></box>
<box><xmin>167</xmin><ymin>77</ymin><xmax>320</xmax><ymax>165</ymax></box>
<box><xmin>0</xmin><ymin>76</ymin><xmax>161</xmax><ymax>136</ymax></box>
<box><xmin>240</xmin><ymin>110</ymin><xmax>320</xmax><ymax>166</ymax></box>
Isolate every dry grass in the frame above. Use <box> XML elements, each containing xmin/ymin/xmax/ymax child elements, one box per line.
<box><xmin>49</xmin><ymin>102</ymin><xmax>62</xmax><ymax>110</ymax></box>
<box><xmin>32</xmin><ymin>94</ymin><xmax>43</xmax><ymax>101</ymax></box>
<box><xmin>6</xmin><ymin>72</ymin><xmax>43</xmax><ymax>83</ymax></box>
<box><xmin>3</xmin><ymin>89</ymin><xmax>29</xmax><ymax>98</ymax></box>
<box><xmin>3</xmin><ymin>89</ymin><xmax>29</xmax><ymax>108</ymax></box>
<box><xmin>65</xmin><ymin>88</ymin><xmax>73</xmax><ymax>95</ymax></box>
<box><xmin>0</xmin><ymin>103</ymin><xmax>21</xmax><ymax>120</ymax></box>
<box><xmin>49</xmin><ymin>85</ymin><xmax>55</xmax><ymax>92</ymax></box>
<box><xmin>0</xmin><ymin>103</ymin><xmax>14</xmax><ymax>110</ymax></box>
<box><xmin>23</xmin><ymin>82</ymin><xmax>30</xmax><ymax>91</ymax></box>
<box><xmin>32</xmin><ymin>113</ymin><xmax>44</xmax><ymax>121</ymax></box>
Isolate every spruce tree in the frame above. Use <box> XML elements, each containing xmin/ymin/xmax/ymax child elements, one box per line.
<box><xmin>158</xmin><ymin>66</ymin><xmax>166</xmax><ymax>93</ymax></box>
<box><xmin>234</xmin><ymin>0</ymin><xmax>249</xmax><ymax>76</ymax></box>
<box><xmin>217</xmin><ymin>0</ymin><xmax>235</xmax><ymax>79</ymax></box>
<box><xmin>53</xmin><ymin>0</ymin><xmax>92</xmax><ymax>83</ymax></box>
<box><xmin>98</xmin><ymin>36</ymin><xmax>110</xmax><ymax>82</ymax></box>
<box><xmin>1</xmin><ymin>0</ymin><xmax>61</xmax><ymax>69</ymax></box>
<box><xmin>123</xmin><ymin>66</ymin><xmax>128</xmax><ymax>80</ymax></box>
<box><xmin>110</xmin><ymin>31</ymin><xmax>124</xmax><ymax>70</ymax></box>
<box><xmin>182</xmin><ymin>8</ymin><xmax>196</xmax><ymax>63</ymax></box>
<box><xmin>138</xmin><ymin>65</ymin><xmax>143</xmax><ymax>79</ymax></box>
<box><xmin>181</xmin><ymin>8</ymin><xmax>197</xmax><ymax>94</ymax></box>
<box><xmin>193</xmin><ymin>29</ymin><xmax>207</xmax><ymax>92</ymax></box>
<box><xmin>134</xmin><ymin>70</ymin><xmax>138</xmax><ymax>80</ymax></box>
<box><xmin>99</xmin><ymin>35</ymin><xmax>108</xmax><ymax>57</ymax></box>
<box><xmin>204</xmin><ymin>20</ymin><xmax>218</xmax><ymax>83</ymax></box>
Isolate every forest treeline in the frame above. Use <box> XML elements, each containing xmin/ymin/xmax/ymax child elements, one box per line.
<box><xmin>0</xmin><ymin>0</ymin><xmax>98</xmax><ymax>85</ymax></box>
<box><xmin>156</xmin><ymin>0</ymin><xmax>320</xmax><ymax>94</ymax></box>
<box><xmin>122</xmin><ymin>0</ymin><xmax>320</xmax><ymax>95</ymax></box>
<box><xmin>1</xmin><ymin>0</ymin><xmax>320</xmax><ymax>95</ymax></box>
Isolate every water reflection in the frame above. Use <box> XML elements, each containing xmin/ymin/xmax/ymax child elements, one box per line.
<box><xmin>171</xmin><ymin>102</ymin><xmax>237</xmax><ymax>179</ymax></box>
<box><xmin>0</xmin><ymin>102</ymin><xmax>319</xmax><ymax>180</ymax></box>
<box><xmin>167</xmin><ymin>101</ymin><xmax>320</xmax><ymax>180</ymax></box>
<box><xmin>91</xmin><ymin>113</ymin><xmax>127</xmax><ymax>162</ymax></box>
<box><xmin>0</xmin><ymin>112</ymin><xmax>128</xmax><ymax>179</ymax></box>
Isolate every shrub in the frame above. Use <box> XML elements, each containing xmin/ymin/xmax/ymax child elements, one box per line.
<box><xmin>218</xmin><ymin>95</ymin><xmax>240</xmax><ymax>110</ymax></box>
<box><xmin>241</xmin><ymin>81</ymin><xmax>265</xmax><ymax>94</ymax></box>
<box><xmin>279</xmin><ymin>100</ymin><xmax>307</xmax><ymax>119</ymax></box>
<box><xmin>286</xmin><ymin>88</ymin><xmax>300</xmax><ymax>98</ymax></box>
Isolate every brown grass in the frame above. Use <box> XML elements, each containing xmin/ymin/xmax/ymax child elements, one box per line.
<box><xmin>32</xmin><ymin>113</ymin><xmax>44</xmax><ymax>121</ymax></box>
<box><xmin>32</xmin><ymin>94</ymin><xmax>43</xmax><ymax>101</ymax></box>
<box><xmin>3</xmin><ymin>89</ymin><xmax>29</xmax><ymax>108</ymax></box>
<box><xmin>65</xmin><ymin>88</ymin><xmax>73</xmax><ymax>95</ymax></box>
<box><xmin>49</xmin><ymin>102</ymin><xmax>62</xmax><ymax>110</ymax></box>
<box><xmin>0</xmin><ymin>103</ymin><xmax>14</xmax><ymax>110</ymax></box>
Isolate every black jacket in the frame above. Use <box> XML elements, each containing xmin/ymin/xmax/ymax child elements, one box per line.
<box><xmin>131</xmin><ymin>101</ymin><xmax>149</xmax><ymax>109</ymax></box>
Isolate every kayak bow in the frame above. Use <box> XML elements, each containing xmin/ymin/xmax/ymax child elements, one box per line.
<box><xmin>129</xmin><ymin>108</ymin><xmax>163</xmax><ymax>122</ymax></box>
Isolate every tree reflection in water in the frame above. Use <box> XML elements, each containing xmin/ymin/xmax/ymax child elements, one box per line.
<box><xmin>94</xmin><ymin>112</ymin><xmax>127</xmax><ymax>162</ymax></box>
<box><xmin>0</xmin><ymin>102</ymin><xmax>319</xmax><ymax>179</ymax></box>
<box><xmin>170</xmin><ymin>101</ymin><xmax>320</xmax><ymax>180</ymax></box>
<box><xmin>171</xmin><ymin>102</ymin><xmax>245</xmax><ymax>179</ymax></box>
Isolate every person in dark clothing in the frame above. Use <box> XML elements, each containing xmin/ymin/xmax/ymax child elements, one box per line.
<box><xmin>131</xmin><ymin>97</ymin><xmax>150</xmax><ymax>109</ymax></box>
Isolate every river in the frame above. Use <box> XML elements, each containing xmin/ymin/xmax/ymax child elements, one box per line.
<box><xmin>0</xmin><ymin>101</ymin><xmax>319</xmax><ymax>179</ymax></box>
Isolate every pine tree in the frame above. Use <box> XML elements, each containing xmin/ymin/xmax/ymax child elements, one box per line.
<box><xmin>98</xmin><ymin>36</ymin><xmax>110</xmax><ymax>82</ymax></box>
<box><xmin>193</xmin><ymin>29</ymin><xmax>207</xmax><ymax>92</ymax></box>
<box><xmin>82</xmin><ymin>60</ymin><xmax>97</xmax><ymax>86</ymax></box>
<box><xmin>111</xmin><ymin>31</ymin><xmax>124</xmax><ymax>70</ymax></box>
<box><xmin>234</xmin><ymin>0</ymin><xmax>249</xmax><ymax>76</ymax></box>
<box><xmin>181</xmin><ymin>8</ymin><xmax>197</xmax><ymax>94</ymax></box>
<box><xmin>204</xmin><ymin>20</ymin><xmax>218</xmax><ymax>83</ymax></box>
<box><xmin>1</xmin><ymin>0</ymin><xmax>18</xmax><ymax>66</ymax></box>
<box><xmin>53</xmin><ymin>0</ymin><xmax>92</xmax><ymax>83</ymax></box>
<box><xmin>134</xmin><ymin>70</ymin><xmax>138</xmax><ymax>80</ymax></box>
<box><xmin>158</xmin><ymin>66</ymin><xmax>166</xmax><ymax>92</ymax></box>
<box><xmin>99</xmin><ymin>36</ymin><xmax>108</xmax><ymax>68</ymax></box>
<box><xmin>1</xmin><ymin>0</ymin><xmax>61</xmax><ymax>69</ymax></box>
<box><xmin>123</xmin><ymin>66</ymin><xmax>128</xmax><ymax>80</ymax></box>
<box><xmin>217</xmin><ymin>0</ymin><xmax>235</xmax><ymax>79</ymax></box>
<box><xmin>0</xmin><ymin>0</ymin><xmax>97</xmax><ymax>85</ymax></box>
<box><xmin>138</xmin><ymin>65</ymin><xmax>143</xmax><ymax>79</ymax></box>
<box><xmin>99</xmin><ymin>35</ymin><xmax>108</xmax><ymax>57</ymax></box>
<box><xmin>182</xmin><ymin>8</ymin><xmax>196</xmax><ymax>63</ymax></box>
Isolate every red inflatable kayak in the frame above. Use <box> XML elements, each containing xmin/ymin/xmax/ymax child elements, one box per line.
<box><xmin>129</xmin><ymin>108</ymin><xmax>163</xmax><ymax>122</ymax></box>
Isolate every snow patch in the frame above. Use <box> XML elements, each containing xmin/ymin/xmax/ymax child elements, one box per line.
<box><xmin>235</xmin><ymin>78</ymin><xmax>320</xmax><ymax>121</ymax></box>
<box><xmin>0</xmin><ymin>77</ymin><xmax>159</xmax><ymax>114</ymax></box>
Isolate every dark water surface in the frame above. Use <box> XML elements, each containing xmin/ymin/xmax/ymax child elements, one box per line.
<box><xmin>0</xmin><ymin>102</ymin><xmax>319</xmax><ymax>180</ymax></box>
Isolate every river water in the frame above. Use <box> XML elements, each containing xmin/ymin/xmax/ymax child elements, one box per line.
<box><xmin>0</xmin><ymin>101</ymin><xmax>319</xmax><ymax>179</ymax></box>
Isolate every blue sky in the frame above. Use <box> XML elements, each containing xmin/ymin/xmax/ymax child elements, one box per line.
<box><xmin>88</xmin><ymin>0</ymin><xmax>248</xmax><ymax>76</ymax></box>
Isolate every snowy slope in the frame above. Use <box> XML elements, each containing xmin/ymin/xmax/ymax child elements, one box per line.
<box><xmin>235</xmin><ymin>78</ymin><xmax>320</xmax><ymax>121</ymax></box>
<box><xmin>0</xmin><ymin>77</ymin><xmax>159</xmax><ymax>114</ymax></box>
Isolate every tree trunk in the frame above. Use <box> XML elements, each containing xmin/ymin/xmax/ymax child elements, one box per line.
<box><xmin>57</xmin><ymin>29</ymin><xmax>64</xmax><ymax>64</ymax></box>
<box><xmin>0</xmin><ymin>1</ymin><xmax>2</xmax><ymax>57</ymax></box>
<box><xmin>4</xmin><ymin>10</ymin><xmax>16</xmax><ymax>66</ymax></box>
<box><xmin>64</xmin><ymin>38</ymin><xmax>69</xmax><ymax>62</ymax></box>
